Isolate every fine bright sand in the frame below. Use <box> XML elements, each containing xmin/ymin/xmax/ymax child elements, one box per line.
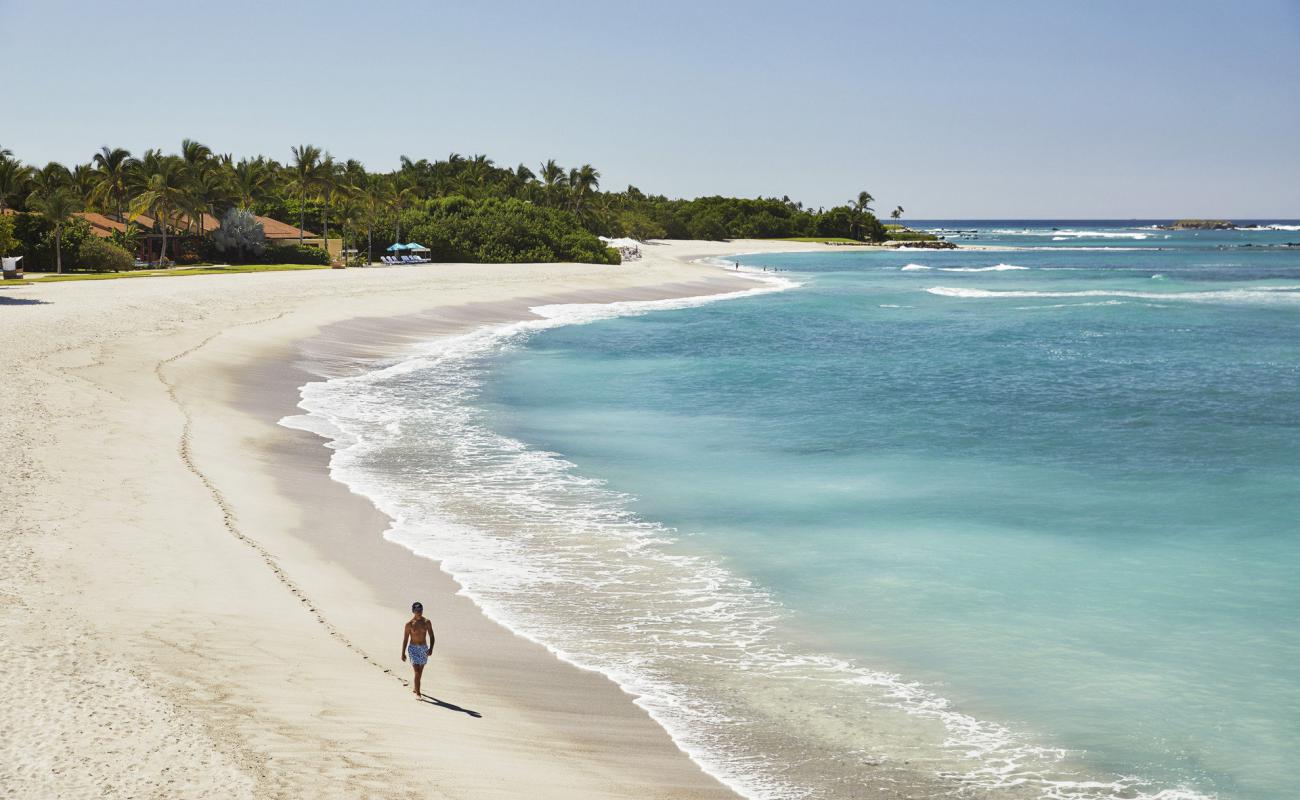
<box><xmin>0</xmin><ymin>240</ymin><xmax>840</xmax><ymax>799</ymax></box>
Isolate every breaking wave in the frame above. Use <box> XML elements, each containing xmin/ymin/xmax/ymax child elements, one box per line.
<box><xmin>926</xmin><ymin>285</ymin><xmax>1300</xmax><ymax>304</ymax></box>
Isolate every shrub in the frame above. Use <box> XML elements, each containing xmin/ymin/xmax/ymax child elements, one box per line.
<box><xmin>78</xmin><ymin>237</ymin><xmax>135</xmax><ymax>272</ymax></box>
<box><xmin>264</xmin><ymin>244</ymin><xmax>330</xmax><ymax>265</ymax></box>
<box><xmin>212</xmin><ymin>208</ymin><xmax>266</xmax><ymax>262</ymax></box>
<box><xmin>0</xmin><ymin>215</ymin><xmax>17</xmax><ymax>258</ymax></box>
<box><xmin>615</xmin><ymin>211</ymin><xmax>666</xmax><ymax>241</ymax></box>
<box><xmin>107</xmin><ymin>227</ymin><xmax>140</xmax><ymax>257</ymax></box>
<box><xmin>886</xmin><ymin>229</ymin><xmax>938</xmax><ymax>242</ymax></box>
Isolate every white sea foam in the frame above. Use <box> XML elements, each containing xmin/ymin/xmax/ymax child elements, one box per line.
<box><xmin>900</xmin><ymin>263</ymin><xmax>931</xmax><ymax>271</ymax></box>
<box><xmin>1237</xmin><ymin>224</ymin><xmax>1300</xmax><ymax>231</ymax></box>
<box><xmin>1015</xmin><ymin>300</ymin><xmax>1130</xmax><ymax>310</ymax></box>
<box><xmin>938</xmin><ymin>264</ymin><xmax>1029</xmax><ymax>272</ymax></box>
<box><xmin>926</xmin><ymin>285</ymin><xmax>1300</xmax><ymax>304</ymax></box>
<box><xmin>282</xmin><ymin>277</ymin><xmax>1217</xmax><ymax>800</ymax></box>
<box><xmin>1028</xmin><ymin>247</ymin><xmax>1153</xmax><ymax>252</ymax></box>
<box><xmin>990</xmin><ymin>228</ymin><xmax>1150</xmax><ymax>239</ymax></box>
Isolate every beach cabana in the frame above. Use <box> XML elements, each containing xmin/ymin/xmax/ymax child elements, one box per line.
<box><xmin>406</xmin><ymin>242</ymin><xmax>430</xmax><ymax>253</ymax></box>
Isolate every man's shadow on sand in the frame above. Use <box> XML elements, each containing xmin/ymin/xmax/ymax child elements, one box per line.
<box><xmin>420</xmin><ymin>694</ymin><xmax>482</xmax><ymax>718</ymax></box>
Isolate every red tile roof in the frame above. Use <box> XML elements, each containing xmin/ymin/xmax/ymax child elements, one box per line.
<box><xmin>257</xmin><ymin>215</ymin><xmax>319</xmax><ymax>239</ymax></box>
<box><xmin>169</xmin><ymin>213</ymin><xmax>222</xmax><ymax>234</ymax></box>
<box><xmin>75</xmin><ymin>212</ymin><xmax>129</xmax><ymax>237</ymax></box>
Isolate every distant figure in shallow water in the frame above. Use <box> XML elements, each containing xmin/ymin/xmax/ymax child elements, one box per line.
<box><xmin>401</xmin><ymin>601</ymin><xmax>435</xmax><ymax>699</ymax></box>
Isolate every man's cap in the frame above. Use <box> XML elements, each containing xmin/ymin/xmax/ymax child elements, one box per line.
<box><xmin>412</xmin><ymin>601</ymin><xmax>423</xmax><ymax>612</ymax></box>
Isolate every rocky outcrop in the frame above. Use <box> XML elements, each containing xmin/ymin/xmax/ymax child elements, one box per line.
<box><xmin>877</xmin><ymin>239</ymin><xmax>958</xmax><ymax>249</ymax></box>
<box><xmin>1166</xmin><ymin>219</ymin><xmax>1236</xmax><ymax>230</ymax></box>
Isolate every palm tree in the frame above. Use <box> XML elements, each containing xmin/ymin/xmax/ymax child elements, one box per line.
<box><xmin>27</xmin><ymin>161</ymin><xmax>74</xmax><ymax>222</ymax></box>
<box><xmin>287</xmin><ymin>144</ymin><xmax>324</xmax><ymax>245</ymax></box>
<box><xmin>590</xmin><ymin>193</ymin><xmax>619</xmax><ymax>234</ymax></box>
<box><xmin>92</xmin><ymin>147</ymin><xmax>137</xmax><ymax>223</ymax></box>
<box><xmin>317</xmin><ymin>154</ymin><xmax>340</xmax><ymax>254</ymax></box>
<box><xmin>891</xmin><ymin>205</ymin><xmax>904</xmax><ymax>223</ymax></box>
<box><xmin>568</xmin><ymin>164</ymin><xmax>600</xmax><ymax>217</ymax></box>
<box><xmin>0</xmin><ymin>157</ymin><xmax>32</xmax><ymax>214</ymax></box>
<box><xmin>229</xmin><ymin>156</ymin><xmax>273</xmax><ymax>209</ymax></box>
<box><xmin>466</xmin><ymin>154</ymin><xmax>494</xmax><ymax>192</ymax></box>
<box><xmin>131</xmin><ymin>155</ymin><xmax>188</xmax><ymax>265</ymax></box>
<box><xmin>178</xmin><ymin>139</ymin><xmax>216</xmax><ymax>233</ymax></box>
<box><xmin>192</xmin><ymin>168</ymin><xmax>233</xmax><ymax>235</ymax></box>
<box><xmin>27</xmin><ymin>177</ymin><xmax>81</xmax><ymax>274</ymax></box>
<box><xmin>342</xmin><ymin>159</ymin><xmax>368</xmax><ymax>189</ymax></box>
<box><xmin>539</xmin><ymin>159</ymin><xmax>565</xmax><ymax>207</ymax></box>
<box><xmin>514</xmin><ymin>163</ymin><xmax>537</xmax><ymax>202</ymax></box>
<box><xmin>849</xmin><ymin>190</ymin><xmax>875</xmax><ymax>240</ymax></box>
<box><xmin>384</xmin><ymin>176</ymin><xmax>417</xmax><ymax>244</ymax></box>
<box><xmin>71</xmin><ymin>164</ymin><xmax>99</xmax><ymax>208</ymax></box>
<box><xmin>180</xmin><ymin>139</ymin><xmax>213</xmax><ymax>171</ymax></box>
<box><xmin>334</xmin><ymin>194</ymin><xmax>364</xmax><ymax>266</ymax></box>
<box><xmin>360</xmin><ymin>175</ymin><xmax>386</xmax><ymax>265</ymax></box>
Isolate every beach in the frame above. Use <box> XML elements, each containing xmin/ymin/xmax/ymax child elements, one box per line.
<box><xmin>0</xmin><ymin>240</ymin><xmax>836</xmax><ymax>799</ymax></box>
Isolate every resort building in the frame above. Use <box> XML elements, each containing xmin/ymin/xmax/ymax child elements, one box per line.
<box><xmin>69</xmin><ymin>211</ymin><xmax>342</xmax><ymax>264</ymax></box>
<box><xmin>75</xmin><ymin>212</ymin><xmax>145</xmax><ymax>239</ymax></box>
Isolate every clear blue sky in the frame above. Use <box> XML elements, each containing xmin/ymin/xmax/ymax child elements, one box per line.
<box><xmin>4</xmin><ymin>0</ymin><xmax>1298</xmax><ymax>217</ymax></box>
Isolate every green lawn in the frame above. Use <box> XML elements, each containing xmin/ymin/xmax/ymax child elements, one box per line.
<box><xmin>23</xmin><ymin>263</ymin><xmax>331</xmax><ymax>283</ymax></box>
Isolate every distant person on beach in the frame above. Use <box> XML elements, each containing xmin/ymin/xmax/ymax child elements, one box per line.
<box><xmin>401</xmin><ymin>601</ymin><xmax>435</xmax><ymax>699</ymax></box>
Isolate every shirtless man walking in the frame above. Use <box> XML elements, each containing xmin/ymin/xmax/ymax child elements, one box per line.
<box><xmin>401</xmin><ymin>601</ymin><xmax>435</xmax><ymax>699</ymax></box>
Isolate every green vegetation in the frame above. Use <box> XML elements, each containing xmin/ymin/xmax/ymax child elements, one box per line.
<box><xmin>1170</xmin><ymin>219</ymin><xmax>1235</xmax><ymax>230</ymax></box>
<box><xmin>0</xmin><ymin>140</ymin><xmax>905</xmax><ymax>270</ymax></box>
<box><xmin>264</xmin><ymin>244</ymin><xmax>331</xmax><ymax>265</ymax></box>
<box><xmin>409</xmin><ymin>197</ymin><xmax>619</xmax><ymax>264</ymax></box>
<box><xmin>885</xmin><ymin>228</ymin><xmax>939</xmax><ymax>242</ymax></box>
<box><xmin>77</xmin><ymin>237</ymin><xmax>134</xmax><ymax>272</ymax></box>
<box><xmin>0</xmin><ymin>213</ymin><xmax>17</xmax><ymax>256</ymax></box>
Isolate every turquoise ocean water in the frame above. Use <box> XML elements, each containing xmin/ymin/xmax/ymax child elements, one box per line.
<box><xmin>287</xmin><ymin>222</ymin><xmax>1300</xmax><ymax>800</ymax></box>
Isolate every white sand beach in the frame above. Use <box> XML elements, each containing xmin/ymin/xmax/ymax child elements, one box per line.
<box><xmin>0</xmin><ymin>240</ymin><xmax>838</xmax><ymax>799</ymax></box>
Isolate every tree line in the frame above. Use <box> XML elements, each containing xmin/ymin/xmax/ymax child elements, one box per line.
<box><xmin>0</xmin><ymin>142</ymin><xmax>896</xmax><ymax>271</ymax></box>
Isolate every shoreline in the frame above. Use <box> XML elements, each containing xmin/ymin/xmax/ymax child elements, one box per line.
<box><xmin>0</xmin><ymin>240</ymin><xmax>840</xmax><ymax>798</ymax></box>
